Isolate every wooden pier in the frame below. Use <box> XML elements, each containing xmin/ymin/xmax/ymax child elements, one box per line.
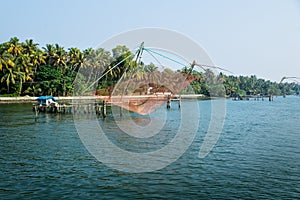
<box><xmin>32</xmin><ymin>95</ymin><xmax>183</xmax><ymax>120</ymax></box>
<box><xmin>33</xmin><ymin>100</ymin><xmax>109</xmax><ymax>119</ymax></box>
<box><xmin>232</xmin><ymin>95</ymin><xmax>274</xmax><ymax>101</ymax></box>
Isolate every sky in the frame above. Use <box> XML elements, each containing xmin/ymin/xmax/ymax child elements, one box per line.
<box><xmin>1</xmin><ymin>0</ymin><xmax>300</xmax><ymax>82</ymax></box>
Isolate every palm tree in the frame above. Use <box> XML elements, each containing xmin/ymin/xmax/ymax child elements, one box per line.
<box><xmin>112</xmin><ymin>45</ymin><xmax>130</xmax><ymax>59</ymax></box>
<box><xmin>96</xmin><ymin>48</ymin><xmax>111</xmax><ymax>68</ymax></box>
<box><xmin>83</xmin><ymin>48</ymin><xmax>106</xmax><ymax>84</ymax></box>
<box><xmin>1</xmin><ymin>68</ymin><xmax>16</xmax><ymax>93</ymax></box>
<box><xmin>22</xmin><ymin>39</ymin><xmax>38</xmax><ymax>55</ymax></box>
<box><xmin>7</xmin><ymin>37</ymin><xmax>23</xmax><ymax>56</ymax></box>
<box><xmin>95</xmin><ymin>48</ymin><xmax>111</xmax><ymax>80</ymax></box>
<box><xmin>0</xmin><ymin>52</ymin><xmax>14</xmax><ymax>71</ymax></box>
<box><xmin>43</xmin><ymin>44</ymin><xmax>56</xmax><ymax>66</ymax></box>
<box><xmin>133</xmin><ymin>62</ymin><xmax>147</xmax><ymax>81</ymax></box>
<box><xmin>15</xmin><ymin>53</ymin><xmax>31</xmax><ymax>74</ymax></box>
<box><xmin>31</xmin><ymin>49</ymin><xmax>46</xmax><ymax>74</ymax></box>
<box><xmin>204</xmin><ymin>69</ymin><xmax>216</xmax><ymax>84</ymax></box>
<box><xmin>145</xmin><ymin>63</ymin><xmax>158</xmax><ymax>73</ymax></box>
<box><xmin>224</xmin><ymin>77</ymin><xmax>238</xmax><ymax>97</ymax></box>
<box><xmin>68</xmin><ymin>47</ymin><xmax>84</xmax><ymax>72</ymax></box>
<box><xmin>53</xmin><ymin>44</ymin><xmax>67</xmax><ymax>68</ymax></box>
<box><xmin>82</xmin><ymin>48</ymin><xmax>96</xmax><ymax>85</ymax></box>
<box><xmin>93</xmin><ymin>48</ymin><xmax>114</xmax><ymax>84</ymax></box>
<box><xmin>15</xmin><ymin>71</ymin><xmax>32</xmax><ymax>95</ymax></box>
<box><xmin>42</xmin><ymin>43</ymin><xmax>71</xmax><ymax>96</ymax></box>
<box><xmin>13</xmin><ymin>53</ymin><xmax>33</xmax><ymax>95</ymax></box>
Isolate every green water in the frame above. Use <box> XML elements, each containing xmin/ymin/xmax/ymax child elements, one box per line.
<box><xmin>0</xmin><ymin>96</ymin><xmax>299</xmax><ymax>199</ymax></box>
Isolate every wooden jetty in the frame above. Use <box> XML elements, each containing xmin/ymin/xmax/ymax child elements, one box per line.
<box><xmin>232</xmin><ymin>94</ymin><xmax>274</xmax><ymax>101</ymax></box>
<box><xmin>32</xmin><ymin>94</ymin><xmax>183</xmax><ymax>119</ymax></box>
<box><xmin>33</xmin><ymin>100</ymin><xmax>109</xmax><ymax>119</ymax></box>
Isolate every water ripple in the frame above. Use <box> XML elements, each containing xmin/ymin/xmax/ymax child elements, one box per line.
<box><xmin>0</xmin><ymin>98</ymin><xmax>300</xmax><ymax>199</ymax></box>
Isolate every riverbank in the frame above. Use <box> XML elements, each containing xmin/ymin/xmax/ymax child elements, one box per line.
<box><xmin>0</xmin><ymin>94</ymin><xmax>208</xmax><ymax>103</ymax></box>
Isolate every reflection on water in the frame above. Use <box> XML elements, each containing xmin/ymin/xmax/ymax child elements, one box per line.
<box><xmin>132</xmin><ymin>117</ymin><xmax>151</xmax><ymax>126</ymax></box>
<box><xmin>0</xmin><ymin>96</ymin><xmax>300</xmax><ymax>199</ymax></box>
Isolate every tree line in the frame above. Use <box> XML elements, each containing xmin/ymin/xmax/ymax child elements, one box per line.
<box><xmin>0</xmin><ymin>37</ymin><xmax>299</xmax><ymax>97</ymax></box>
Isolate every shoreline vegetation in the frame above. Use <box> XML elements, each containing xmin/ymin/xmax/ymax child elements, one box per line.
<box><xmin>1</xmin><ymin>37</ymin><xmax>299</xmax><ymax>99</ymax></box>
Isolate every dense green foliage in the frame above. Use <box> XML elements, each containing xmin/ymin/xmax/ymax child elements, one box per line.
<box><xmin>181</xmin><ymin>71</ymin><xmax>300</xmax><ymax>97</ymax></box>
<box><xmin>0</xmin><ymin>37</ymin><xmax>299</xmax><ymax>97</ymax></box>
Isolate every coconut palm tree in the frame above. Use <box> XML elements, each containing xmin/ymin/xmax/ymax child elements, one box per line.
<box><xmin>95</xmin><ymin>48</ymin><xmax>111</xmax><ymax>80</ymax></box>
<box><xmin>68</xmin><ymin>47</ymin><xmax>84</xmax><ymax>72</ymax></box>
<box><xmin>31</xmin><ymin>49</ymin><xmax>46</xmax><ymax>74</ymax></box>
<box><xmin>132</xmin><ymin>62</ymin><xmax>147</xmax><ymax>81</ymax></box>
<box><xmin>15</xmin><ymin>71</ymin><xmax>32</xmax><ymax>95</ymax></box>
<box><xmin>43</xmin><ymin>44</ymin><xmax>56</xmax><ymax>66</ymax></box>
<box><xmin>15</xmin><ymin>53</ymin><xmax>31</xmax><ymax>74</ymax></box>
<box><xmin>112</xmin><ymin>45</ymin><xmax>130</xmax><ymax>59</ymax></box>
<box><xmin>7</xmin><ymin>37</ymin><xmax>23</xmax><ymax>56</ymax></box>
<box><xmin>0</xmin><ymin>52</ymin><xmax>15</xmax><ymax>71</ymax></box>
<box><xmin>13</xmin><ymin>52</ymin><xmax>33</xmax><ymax>95</ymax></box>
<box><xmin>22</xmin><ymin>39</ymin><xmax>38</xmax><ymax>55</ymax></box>
<box><xmin>204</xmin><ymin>69</ymin><xmax>216</xmax><ymax>84</ymax></box>
<box><xmin>145</xmin><ymin>63</ymin><xmax>158</xmax><ymax>73</ymax></box>
<box><xmin>53</xmin><ymin>44</ymin><xmax>67</xmax><ymax>68</ymax></box>
<box><xmin>1</xmin><ymin>68</ymin><xmax>17</xmax><ymax>93</ymax></box>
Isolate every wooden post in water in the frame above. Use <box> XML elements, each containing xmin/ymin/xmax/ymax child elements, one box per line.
<box><xmin>63</xmin><ymin>104</ymin><xmax>66</xmax><ymax>113</ymax></box>
<box><xmin>120</xmin><ymin>106</ymin><xmax>123</xmax><ymax>117</ymax></box>
<box><xmin>84</xmin><ymin>105</ymin><xmax>87</xmax><ymax>114</ymax></box>
<box><xmin>166</xmin><ymin>95</ymin><xmax>171</xmax><ymax>109</ymax></box>
<box><xmin>166</xmin><ymin>100</ymin><xmax>171</xmax><ymax>109</ymax></box>
<box><xmin>178</xmin><ymin>95</ymin><xmax>181</xmax><ymax>109</ymax></box>
<box><xmin>102</xmin><ymin>100</ymin><xmax>106</xmax><ymax>118</ymax></box>
<box><xmin>269</xmin><ymin>95</ymin><xmax>273</xmax><ymax>101</ymax></box>
<box><xmin>95</xmin><ymin>103</ymin><xmax>100</xmax><ymax>117</ymax></box>
<box><xmin>33</xmin><ymin>104</ymin><xmax>39</xmax><ymax>121</ymax></box>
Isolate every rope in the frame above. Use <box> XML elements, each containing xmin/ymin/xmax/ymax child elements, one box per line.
<box><xmin>143</xmin><ymin>48</ymin><xmax>166</xmax><ymax>70</ymax></box>
<box><xmin>81</xmin><ymin>52</ymin><xmax>136</xmax><ymax>94</ymax></box>
<box><xmin>280</xmin><ymin>76</ymin><xmax>300</xmax><ymax>83</ymax></box>
<box><xmin>110</xmin><ymin>44</ymin><xmax>144</xmax><ymax>97</ymax></box>
<box><xmin>145</xmin><ymin>47</ymin><xmax>191</xmax><ymax>64</ymax></box>
<box><xmin>143</xmin><ymin>47</ymin><xmax>196</xmax><ymax>94</ymax></box>
<box><xmin>143</xmin><ymin>48</ymin><xmax>189</xmax><ymax>68</ymax></box>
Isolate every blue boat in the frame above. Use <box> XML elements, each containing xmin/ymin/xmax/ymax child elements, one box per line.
<box><xmin>36</xmin><ymin>96</ymin><xmax>57</xmax><ymax>106</ymax></box>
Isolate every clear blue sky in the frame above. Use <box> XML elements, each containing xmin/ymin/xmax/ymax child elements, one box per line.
<box><xmin>1</xmin><ymin>0</ymin><xmax>299</xmax><ymax>82</ymax></box>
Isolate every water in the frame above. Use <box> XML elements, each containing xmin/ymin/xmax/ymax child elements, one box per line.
<box><xmin>0</xmin><ymin>96</ymin><xmax>299</xmax><ymax>199</ymax></box>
